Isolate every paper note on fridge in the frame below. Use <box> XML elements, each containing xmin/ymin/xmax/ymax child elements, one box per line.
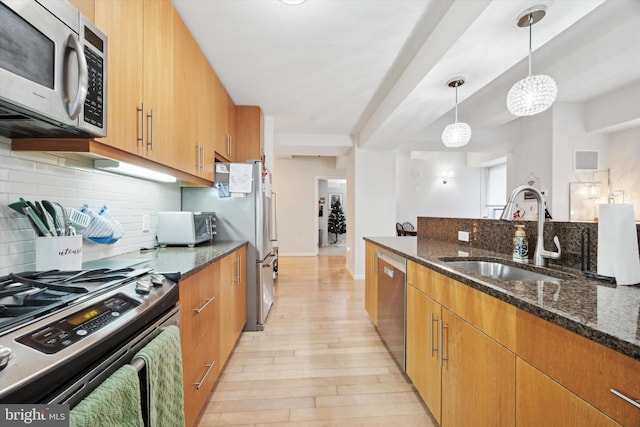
<box><xmin>216</xmin><ymin>163</ymin><xmax>230</xmax><ymax>174</ymax></box>
<box><xmin>229</xmin><ymin>163</ymin><xmax>254</xmax><ymax>193</ymax></box>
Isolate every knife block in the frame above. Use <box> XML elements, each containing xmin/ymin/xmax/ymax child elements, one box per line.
<box><xmin>35</xmin><ymin>236</ymin><xmax>82</xmax><ymax>271</ymax></box>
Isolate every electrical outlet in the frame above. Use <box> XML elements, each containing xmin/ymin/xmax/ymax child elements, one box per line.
<box><xmin>458</xmin><ymin>231</ymin><xmax>469</xmax><ymax>242</ymax></box>
<box><xmin>142</xmin><ymin>215</ymin><xmax>150</xmax><ymax>232</ymax></box>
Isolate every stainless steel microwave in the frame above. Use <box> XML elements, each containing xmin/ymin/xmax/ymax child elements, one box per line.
<box><xmin>0</xmin><ymin>0</ymin><xmax>107</xmax><ymax>138</ymax></box>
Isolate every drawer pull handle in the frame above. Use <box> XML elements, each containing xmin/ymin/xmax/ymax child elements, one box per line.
<box><xmin>194</xmin><ymin>360</ymin><xmax>216</xmax><ymax>389</ymax></box>
<box><xmin>610</xmin><ymin>388</ymin><xmax>640</xmax><ymax>409</ymax></box>
<box><xmin>193</xmin><ymin>297</ymin><xmax>215</xmax><ymax>314</ymax></box>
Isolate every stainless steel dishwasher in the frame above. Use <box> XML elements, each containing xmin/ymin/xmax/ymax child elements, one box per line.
<box><xmin>377</xmin><ymin>249</ymin><xmax>406</xmax><ymax>371</ymax></box>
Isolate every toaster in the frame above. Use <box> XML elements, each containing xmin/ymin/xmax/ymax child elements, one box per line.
<box><xmin>157</xmin><ymin>212</ymin><xmax>216</xmax><ymax>247</ymax></box>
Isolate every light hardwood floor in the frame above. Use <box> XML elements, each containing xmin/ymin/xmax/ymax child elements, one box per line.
<box><xmin>197</xmin><ymin>256</ymin><xmax>437</xmax><ymax>426</ymax></box>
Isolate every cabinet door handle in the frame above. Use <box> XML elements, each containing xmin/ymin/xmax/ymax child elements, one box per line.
<box><xmin>193</xmin><ymin>297</ymin><xmax>215</xmax><ymax>314</ymax></box>
<box><xmin>200</xmin><ymin>143</ymin><xmax>205</xmax><ymax>171</ymax></box>
<box><xmin>146</xmin><ymin>109</ymin><xmax>155</xmax><ymax>150</ymax></box>
<box><xmin>610</xmin><ymin>388</ymin><xmax>640</xmax><ymax>409</ymax></box>
<box><xmin>195</xmin><ymin>143</ymin><xmax>200</xmax><ymax>170</ymax></box>
<box><xmin>137</xmin><ymin>103</ymin><xmax>145</xmax><ymax>147</ymax></box>
<box><xmin>439</xmin><ymin>319</ymin><xmax>448</xmax><ymax>368</ymax></box>
<box><xmin>430</xmin><ymin>312</ymin><xmax>438</xmax><ymax>357</ymax></box>
<box><xmin>194</xmin><ymin>360</ymin><xmax>216</xmax><ymax>389</ymax></box>
<box><xmin>237</xmin><ymin>255</ymin><xmax>242</xmax><ymax>283</ymax></box>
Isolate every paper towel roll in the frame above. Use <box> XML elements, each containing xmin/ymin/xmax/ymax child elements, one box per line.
<box><xmin>597</xmin><ymin>204</ymin><xmax>640</xmax><ymax>285</ymax></box>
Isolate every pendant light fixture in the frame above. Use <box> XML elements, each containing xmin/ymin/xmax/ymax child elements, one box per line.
<box><xmin>279</xmin><ymin>0</ymin><xmax>307</xmax><ymax>5</ymax></box>
<box><xmin>507</xmin><ymin>5</ymin><xmax>557</xmax><ymax>116</ymax></box>
<box><xmin>442</xmin><ymin>77</ymin><xmax>471</xmax><ymax>148</ymax></box>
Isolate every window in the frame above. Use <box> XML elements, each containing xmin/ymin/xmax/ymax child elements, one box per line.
<box><xmin>485</xmin><ymin>163</ymin><xmax>506</xmax><ymax>219</ymax></box>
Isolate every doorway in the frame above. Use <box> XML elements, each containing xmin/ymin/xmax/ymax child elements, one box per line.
<box><xmin>317</xmin><ymin>178</ymin><xmax>347</xmax><ymax>256</ymax></box>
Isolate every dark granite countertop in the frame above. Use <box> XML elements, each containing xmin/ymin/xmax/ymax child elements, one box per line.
<box><xmin>365</xmin><ymin>236</ymin><xmax>640</xmax><ymax>361</ymax></box>
<box><xmin>82</xmin><ymin>240</ymin><xmax>248</xmax><ymax>281</ymax></box>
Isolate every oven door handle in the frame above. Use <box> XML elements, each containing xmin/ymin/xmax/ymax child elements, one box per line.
<box><xmin>47</xmin><ymin>306</ymin><xmax>180</xmax><ymax>406</ymax></box>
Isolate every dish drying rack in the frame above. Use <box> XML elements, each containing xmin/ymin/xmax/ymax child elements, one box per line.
<box><xmin>70</xmin><ymin>205</ymin><xmax>124</xmax><ymax>244</ymax></box>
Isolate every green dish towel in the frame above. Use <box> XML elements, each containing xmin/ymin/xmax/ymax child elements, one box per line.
<box><xmin>134</xmin><ymin>324</ymin><xmax>185</xmax><ymax>427</ymax></box>
<box><xmin>70</xmin><ymin>364</ymin><xmax>144</xmax><ymax>427</ymax></box>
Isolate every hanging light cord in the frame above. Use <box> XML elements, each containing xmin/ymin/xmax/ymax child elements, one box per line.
<box><xmin>454</xmin><ymin>83</ymin><xmax>459</xmax><ymax>123</ymax></box>
<box><xmin>527</xmin><ymin>14</ymin><xmax>533</xmax><ymax>76</ymax></box>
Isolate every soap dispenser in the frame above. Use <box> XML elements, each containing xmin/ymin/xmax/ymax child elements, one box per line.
<box><xmin>513</xmin><ymin>224</ymin><xmax>529</xmax><ymax>263</ymax></box>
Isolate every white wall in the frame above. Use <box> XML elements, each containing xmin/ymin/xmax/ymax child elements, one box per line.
<box><xmin>349</xmin><ymin>145</ymin><xmax>397</xmax><ymax>279</ymax></box>
<box><xmin>0</xmin><ymin>137</ymin><xmax>180</xmax><ymax>275</ymax></box>
<box><xmin>506</xmin><ymin>109</ymin><xmax>553</xmax><ymax>219</ymax></box>
<box><xmin>272</xmin><ymin>156</ymin><xmax>345</xmax><ymax>256</ymax></box>
<box><xmin>395</xmin><ymin>151</ymin><xmax>484</xmax><ymax>223</ymax></box>
<box><xmin>551</xmin><ymin>103</ymin><xmax>609</xmax><ymax>220</ymax></box>
<box><xmin>609</xmin><ymin>126</ymin><xmax>640</xmax><ymax>216</ymax></box>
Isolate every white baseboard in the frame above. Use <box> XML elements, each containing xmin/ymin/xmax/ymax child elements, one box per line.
<box><xmin>278</xmin><ymin>252</ymin><xmax>318</xmax><ymax>257</ymax></box>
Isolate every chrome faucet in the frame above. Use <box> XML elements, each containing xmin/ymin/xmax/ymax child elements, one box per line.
<box><xmin>500</xmin><ymin>185</ymin><xmax>561</xmax><ymax>267</ymax></box>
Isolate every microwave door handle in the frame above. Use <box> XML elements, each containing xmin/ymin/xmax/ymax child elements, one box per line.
<box><xmin>65</xmin><ymin>34</ymin><xmax>89</xmax><ymax>120</ymax></box>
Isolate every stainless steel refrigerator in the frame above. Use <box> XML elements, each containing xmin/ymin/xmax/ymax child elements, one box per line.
<box><xmin>182</xmin><ymin>160</ymin><xmax>278</xmax><ymax>331</ymax></box>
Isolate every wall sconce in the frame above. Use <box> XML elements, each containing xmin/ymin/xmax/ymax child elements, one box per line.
<box><xmin>441</xmin><ymin>171</ymin><xmax>454</xmax><ymax>184</ymax></box>
<box><xmin>94</xmin><ymin>159</ymin><xmax>177</xmax><ymax>183</ymax></box>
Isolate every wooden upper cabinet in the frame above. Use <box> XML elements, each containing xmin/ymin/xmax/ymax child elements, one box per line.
<box><xmin>213</xmin><ymin>74</ymin><xmax>233</xmax><ymax>161</ymax></box>
<box><xmin>94</xmin><ymin>0</ymin><xmax>173</xmax><ymax>165</ymax></box>
<box><xmin>69</xmin><ymin>0</ymin><xmax>95</xmax><ymax>21</ymax></box>
<box><xmin>236</xmin><ymin>105</ymin><xmax>264</xmax><ymax>162</ymax></box>
<box><xmin>173</xmin><ymin>11</ymin><xmax>213</xmax><ymax>181</ymax></box>
<box><xmin>172</xmin><ymin>12</ymin><xmax>199</xmax><ymax>175</ymax></box>
<box><xmin>141</xmin><ymin>0</ymin><xmax>174</xmax><ymax>165</ymax></box>
<box><xmin>228</xmin><ymin>95</ymin><xmax>237</xmax><ymax>161</ymax></box>
<box><xmin>94</xmin><ymin>0</ymin><xmax>143</xmax><ymax>155</ymax></box>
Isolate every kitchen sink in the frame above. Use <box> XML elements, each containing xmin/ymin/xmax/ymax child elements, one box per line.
<box><xmin>444</xmin><ymin>260</ymin><xmax>563</xmax><ymax>284</ymax></box>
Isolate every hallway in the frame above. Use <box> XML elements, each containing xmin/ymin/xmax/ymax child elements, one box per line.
<box><xmin>197</xmin><ymin>256</ymin><xmax>435</xmax><ymax>426</ymax></box>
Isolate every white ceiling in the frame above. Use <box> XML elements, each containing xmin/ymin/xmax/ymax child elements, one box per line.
<box><xmin>172</xmin><ymin>0</ymin><xmax>640</xmax><ymax>158</ymax></box>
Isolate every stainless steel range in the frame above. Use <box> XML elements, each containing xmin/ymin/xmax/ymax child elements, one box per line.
<box><xmin>0</xmin><ymin>267</ymin><xmax>180</xmax><ymax>405</ymax></box>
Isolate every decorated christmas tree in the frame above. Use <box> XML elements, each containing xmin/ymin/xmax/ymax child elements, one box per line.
<box><xmin>328</xmin><ymin>198</ymin><xmax>346</xmax><ymax>244</ymax></box>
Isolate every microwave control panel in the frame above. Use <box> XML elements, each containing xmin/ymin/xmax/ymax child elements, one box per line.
<box><xmin>82</xmin><ymin>45</ymin><xmax>104</xmax><ymax>129</ymax></box>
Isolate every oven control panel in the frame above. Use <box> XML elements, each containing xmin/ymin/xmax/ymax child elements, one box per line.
<box><xmin>16</xmin><ymin>294</ymin><xmax>140</xmax><ymax>354</ymax></box>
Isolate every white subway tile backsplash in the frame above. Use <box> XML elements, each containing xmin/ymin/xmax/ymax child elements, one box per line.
<box><xmin>0</xmin><ymin>138</ymin><xmax>181</xmax><ymax>275</ymax></box>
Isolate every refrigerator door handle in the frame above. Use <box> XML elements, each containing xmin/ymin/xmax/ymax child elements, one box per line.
<box><xmin>271</xmin><ymin>191</ymin><xmax>278</xmax><ymax>242</ymax></box>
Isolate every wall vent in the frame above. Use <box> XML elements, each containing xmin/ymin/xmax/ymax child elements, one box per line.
<box><xmin>574</xmin><ymin>150</ymin><xmax>599</xmax><ymax>171</ymax></box>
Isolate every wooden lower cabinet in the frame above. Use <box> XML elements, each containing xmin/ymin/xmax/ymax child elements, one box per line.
<box><xmin>387</xmin><ymin>257</ymin><xmax>639</xmax><ymax>427</ymax></box>
<box><xmin>180</xmin><ymin>246</ymin><xmax>247</xmax><ymax>426</ymax></box>
<box><xmin>516</xmin><ymin>358</ymin><xmax>620</xmax><ymax>427</ymax></box>
<box><xmin>179</xmin><ymin>262</ymin><xmax>220</xmax><ymax>427</ymax></box>
<box><xmin>406</xmin><ymin>284</ymin><xmax>442</xmax><ymax>423</ymax></box>
<box><xmin>364</xmin><ymin>242</ymin><xmax>378</xmax><ymax>324</ymax></box>
<box><xmin>219</xmin><ymin>246</ymin><xmax>247</xmax><ymax>367</ymax></box>
<box><xmin>404</xmin><ymin>261</ymin><xmax>515</xmax><ymax>427</ymax></box>
<box><xmin>516</xmin><ymin>310</ymin><xmax>640</xmax><ymax>426</ymax></box>
<box><xmin>183</xmin><ymin>336</ymin><xmax>218</xmax><ymax>427</ymax></box>
<box><xmin>441</xmin><ymin>308</ymin><xmax>515</xmax><ymax>427</ymax></box>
